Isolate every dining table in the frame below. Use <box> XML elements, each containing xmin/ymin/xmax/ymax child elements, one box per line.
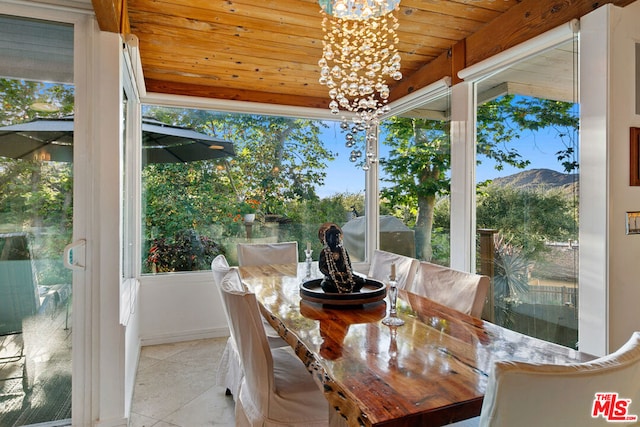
<box><xmin>238</xmin><ymin>261</ymin><xmax>594</xmax><ymax>427</ymax></box>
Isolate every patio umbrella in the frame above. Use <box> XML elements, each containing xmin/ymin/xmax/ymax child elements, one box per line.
<box><xmin>0</xmin><ymin>116</ymin><xmax>235</xmax><ymax>164</ymax></box>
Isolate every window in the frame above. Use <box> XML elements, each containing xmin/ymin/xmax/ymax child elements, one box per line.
<box><xmin>379</xmin><ymin>91</ymin><xmax>452</xmax><ymax>265</ymax></box>
<box><xmin>473</xmin><ymin>36</ymin><xmax>579</xmax><ymax>348</ymax></box>
<box><xmin>140</xmin><ymin>106</ymin><xmax>366</xmax><ymax>272</ymax></box>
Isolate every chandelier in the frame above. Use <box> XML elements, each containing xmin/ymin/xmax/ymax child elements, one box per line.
<box><xmin>318</xmin><ymin>0</ymin><xmax>402</xmax><ymax>169</ymax></box>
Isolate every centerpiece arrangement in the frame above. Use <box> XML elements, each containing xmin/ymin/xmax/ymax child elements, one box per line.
<box><xmin>300</xmin><ymin>222</ymin><xmax>386</xmax><ymax>306</ymax></box>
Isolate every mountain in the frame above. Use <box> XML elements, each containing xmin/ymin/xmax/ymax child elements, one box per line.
<box><xmin>488</xmin><ymin>168</ymin><xmax>579</xmax><ymax>193</ymax></box>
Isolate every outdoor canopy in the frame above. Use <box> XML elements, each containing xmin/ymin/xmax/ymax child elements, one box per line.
<box><xmin>0</xmin><ymin>116</ymin><xmax>235</xmax><ymax>164</ymax></box>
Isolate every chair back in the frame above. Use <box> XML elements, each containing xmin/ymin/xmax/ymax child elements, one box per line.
<box><xmin>218</xmin><ymin>269</ymin><xmax>273</xmax><ymax>413</ymax></box>
<box><xmin>211</xmin><ymin>254</ymin><xmax>230</xmax><ymax>288</ymax></box>
<box><xmin>211</xmin><ymin>254</ymin><xmax>245</xmax><ymax>316</ymax></box>
<box><xmin>409</xmin><ymin>261</ymin><xmax>489</xmax><ymax>318</ymax></box>
<box><xmin>479</xmin><ymin>331</ymin><xmax>640</xmax><ymax>427</ymax></box>
<box><xmin>368</xmin><ymin>249</ymin><xmax>419</xmax><ymax>289</ymax></box>
<box><xmin>237</xmin><ymin>241</ymin><xmax>298</xmax><ymax>266</ymax></box>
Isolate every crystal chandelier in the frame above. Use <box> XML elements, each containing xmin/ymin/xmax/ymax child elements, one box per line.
<box><xmin>318</xmin><ymin>0</ymin><xmax>402</xmax><ymax>169</ymax></box>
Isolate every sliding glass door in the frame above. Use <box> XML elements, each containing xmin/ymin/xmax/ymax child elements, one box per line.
<box><xmin>0</xmin><ymin>15</ymin><xmax>75</xmax><ymax>426</ymax></box>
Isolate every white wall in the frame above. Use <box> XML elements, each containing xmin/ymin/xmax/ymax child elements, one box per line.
<box><xmin>607</xmin><ymin>0</ymin><xmax>640</xmax><ymax>351</ymax></box>
<box><xmin>139</xmin><ymin>272</ymin><xmax>229</xmax><ymax>345</ymax></box>
<box><xmin>580</xmin><ymin>1</ymin><xmax>640</xmax><ymax>355</ymax></box>
<box><xmin>579</xmin><ymin>5</ymin><xmax>612</xmax><ymax>356</ymax></box>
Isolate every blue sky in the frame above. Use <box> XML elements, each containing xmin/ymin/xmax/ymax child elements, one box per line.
<box><xmin>315</xmin><ymin>121</ymin><xmax>576</xmax><ymax>198</ymax></box>
<box><xmin>315</xmin><ymin>122</ymin><xmax>367</xmax><ymax>198</ymax></box>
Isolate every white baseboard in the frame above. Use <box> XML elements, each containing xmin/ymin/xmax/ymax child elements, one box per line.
<box><xmin>93</xmin><ymin>417</ymin><xmax>129</xmax><ymax>427</ymax></box>
<box><xmin>140</xmin><ymin>327</ymin><xmax>229</xmax><ymax>346</ymax></box>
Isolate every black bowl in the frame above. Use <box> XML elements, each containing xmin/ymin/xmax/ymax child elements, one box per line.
<box><xmin>300</xmin><ymin>278</ymin><xmax>387</xmax><ymax>306</ymax></box>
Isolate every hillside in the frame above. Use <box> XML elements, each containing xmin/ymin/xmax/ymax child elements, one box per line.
<box><xmin>489</xmin><ymin>168</ymin><xmax>579</xmax><ymax>194</ymax></box>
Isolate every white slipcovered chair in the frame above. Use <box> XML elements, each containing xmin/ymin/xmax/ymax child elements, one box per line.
<box><xmin>409</xmin><ymin>261</ymin><xmax>489</xmax><ymax>318</ymax></box>
<box><xmin>367</xmin><ymin>249</ymin><xmax>419</xmax><ymax>289</ymax></box>
<box><xmin>212</xmin><ymin>255</ymin><xmax>285</xmax><ymax>400</ymax></box>
<box><xmin>218</xmin><ymin>267</ymin><xmax>329</xmax><ymax>427</ymax></box>
<box><xmin>450</xmin><ymin>331</ymin><xmax>640</xmax><ymax>426</ymax></box>
<box><xmin>235</xmin><ymin>245</ymin><xmax>295</xmax><ymax>340</ymax></box>
<box><xmin>237</xmin><ymin>241</ymin><xmax>298</xmax><ymax>266</ymax></box>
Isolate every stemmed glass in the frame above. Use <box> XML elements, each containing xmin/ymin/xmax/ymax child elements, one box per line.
<box><xmin>382</xmin><ymin>263</ymin><xmax>404</xmax><ymax>326</ymax></box>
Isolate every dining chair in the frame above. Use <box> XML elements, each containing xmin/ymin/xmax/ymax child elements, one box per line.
<box><xmin>211</xmin><ymin>255</ymin><xmax>285</xmax><ymax>400</ymax></box>
<box><xmin>450</xmin><ymin>331</ymin><xmax>640</xmax><ymax>427</ymax></box>
<box><xmin>237</xmin><ymin>241</ymin><xmax>298</xmax><ymax>266</ymax></box>
<box><xmin>367</xmin><ymin>249</ymin><xmax>419</xmax><ymax>289</ymax></box>
<box><xmin>218</xmin><ymin>267</ymin><xmax>329</xmax><ymax>427</ymax></box>
<box><xmin>408</xmin><ymin>261</ymin><xmax>489</xmax><ymax>318</ymax></box>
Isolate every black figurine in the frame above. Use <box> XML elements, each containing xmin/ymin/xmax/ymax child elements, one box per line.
<box><xmin>318</xmin><ymin>223</ymin><xmax>365</xmax><ymax>293</ymax></box>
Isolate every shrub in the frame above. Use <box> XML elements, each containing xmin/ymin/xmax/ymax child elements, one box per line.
<box><xmin>145</xmin><ymin>229</ymin><xmax>225</xmax><ymax>273</ymax></box>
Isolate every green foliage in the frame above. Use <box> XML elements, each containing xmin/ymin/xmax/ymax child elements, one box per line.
<box><xmin>1</xmin><ymin>78</ymin><xmax>74</xmax><ymax>124</ymax></box>
<box><xmin>476</xmin><ymin>185</ymin><xmax>577</xmax><ymax>260</ymax></box>
<box><xmin>379</xmin><ymin>116</ymin><xmax>450</xmax><ymax>260</ymax></box>
<box><xmin>476</xmin><ymin>95</ymin><xmax>578</xmax><ymax>173</ymax></box>
<box><xmin>285</xmin><ymin>192</ymin><xmax>362</xmax><ymax>225</ymax></box>
<box><xmin>430</xmin><ymin>227</ymin><xmax>451</xmax><ymax>266</ymax></box>
<box><xmin>144</xmin><ymin>107</ymin><xmax>335</xmax><ymax>217</ymax></box>
<box><xmin>146</xmin><ymin>229</ymin><xmax>225</xmax><ymax>272</ymax></box>
<box><xmin>378</xmin><ymin>94</ymin><xmax>579</xmax><ymax>261</ymax></box>
<box><xmin>430</xmin><ymin>197</ymin><xmax>451</xmax><ymax>265</ymax></box>
<box><xmin>139</xmin><ymin>107</ymin><xmax>350</xmax><ymax>267</ymax></box>
<box><xmin>142</xmin><ymin>162</ymin><xmax>232</xmax><ymax>239</ymax></box>
<box><xmin>0</xmin><ymin>81</ymin><xmax>74</xmax><ymax>286</ymax></box>
<box><xmin>279</xmin><ymin>192</ymin><xmax>363</xmax><ymax>253</ymax></box>
<box><xmin>380</xmin><ymin>116</ymin><xmax>450</xmax><ymax>208</ymax></box>
<box><xmin>432</xmin><ymin>197</ymin><xmax>450</xmax><ymax>231</ymax></box>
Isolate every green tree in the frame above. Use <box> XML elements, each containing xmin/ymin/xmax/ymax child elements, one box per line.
<box><xmin>380</xmin><ymin>95</ymin><xmax>578</xmax><ymax>261</ymax></box>
<box><xmin>1</xmin><ymin>78</ymin><xmax>74</xmax><ymax>124</ymax></box>
<box><xmin>221</xmin><ymin>115</ymin><xmax>334</xmax><ymax>216</ymax></box>
<box><xmin>476</xmin><ymin>185</ymin><xmax>577</xmax><ymax>259</ymax></box>
<box><xmin>0</xmin><ymin>78</ymin><xmax>75</xmax><ymax>283</ymax></box>
<box><xmin>0</xmin><ymin>78</ymin><xmax>75</xmax><ymax>232</ymax></box>
<box><xmin>380</xmin><ymin>117</ymin><xmax>449</xmax><ymax>260</ymax></box>
<box><xmin>141</xmin><ymin>107</ymin><xmax>336</xmax><ymax>246</ymax></box>
<box><xmin>142</xmin><ymin>162</ymin><xmax>229</xmax><ymax>239</ymax></box>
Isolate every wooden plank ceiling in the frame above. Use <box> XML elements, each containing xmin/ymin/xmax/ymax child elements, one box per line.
<box><xmin>92</xmin><ymin>0</ymin><xmax>636</xmax><ymax>110</ymax></box>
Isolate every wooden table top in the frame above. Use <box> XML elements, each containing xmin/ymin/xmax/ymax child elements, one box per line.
<box><xmin>239</xmin><ymin>262</ymin><xmax>594</xmax><ymax>427</ymax></box>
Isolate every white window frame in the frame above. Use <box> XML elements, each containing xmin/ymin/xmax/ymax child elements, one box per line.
<box><xmin>120</xmin><ymin>35</ymin><xmax>143</xmax><ymax>326</ymax></box>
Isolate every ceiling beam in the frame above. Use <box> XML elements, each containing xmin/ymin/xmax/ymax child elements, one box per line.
<box><xmin>92</xmin><ymin>0</ymin><xmax>130</xmax><ymax>33</ymax></box>
<box><xmin>390</xmin><ymin>52</ymin><xmax>451</xmax><ymax>102</ymax></box>
<box><xmin>465</xmin><ymin>0</ymin><xmax>635</xmax><ymax>67</ymax></box>
<box><xmin>392</xmin><ymin>0</ymin><xmax>636</xmax><ymax>102</ymax></box>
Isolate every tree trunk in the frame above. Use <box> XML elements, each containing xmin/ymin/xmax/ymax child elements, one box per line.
<box><xmin>415</xmin><ymin>193</ymin><xmax>435</xmax><ymax>261</ymax></box>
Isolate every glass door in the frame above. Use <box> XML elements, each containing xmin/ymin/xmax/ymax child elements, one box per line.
<box><xmin>0</xmin><ymin>15</ymin><xmax>74</xmax><ymax>426</ymax></box>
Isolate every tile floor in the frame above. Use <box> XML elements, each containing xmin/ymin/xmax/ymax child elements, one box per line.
<box><xmin>129</xmin><ymin>337</ymin><xmax>235</xmax><ymax>427</ymax></box>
